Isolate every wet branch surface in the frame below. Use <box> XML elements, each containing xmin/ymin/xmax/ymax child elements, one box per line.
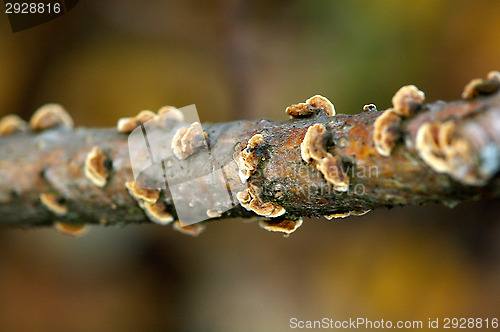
<box><xmin>1</xmin><ymin>89</ymin><xmax>500</xmax><ymax>229</ymax></box>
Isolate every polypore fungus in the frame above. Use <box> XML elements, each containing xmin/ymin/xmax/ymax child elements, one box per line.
<box><xmin>300</xmin><ymin>124</ymin><xmax>329</xmax><ymax>163</ymax></box>
<box><xmin>54</xmin><ymin>222</ymin><xmax>89</xmax><ymax>237</ymax></box>
<box><xmin>316</xmin><ymin>154</ymin><xmax>349</xmax><ymax>192</ymax></box>
<box><xmin>117</xmin><ymin>110</ymin><xmax>156</xmax><ymax>133</ymax></box>
<box><xmin>171</xmin><ymin>122</ymin><xmax>208</xmax><ymax>160</ymax></box>
<box><xmin>324</xmin><ymin>212</ymin><xmax>351</xmax><ymax>219</ymax></box>
<box><xmin>172</xmin><ymin>220</ymin><xmax>206</xmax><ymax>237</ymax></box>
<box><xmin>206</xmin><ymin>209</ymin><xmax>222</xmax><ymax>218</ymax></box>
<box><xmin>373</xmin><ymin>108</ymin><xmax>402</xmax><ymax>157</ymax></box>
<box><xmin>462</xmin><ymin>72</ymin><xmax>500</xmax><ymax>100</ymax></box>
<box><xmin>363</xmin><ymin>104</ymin><xmax>377</xmax><ymax>112</ymax></box>
<box><xmin>259</xmin><ymin>218</ymin><xmax>303</xmax><ymax>236</ymax></box>
<box><xmin>0</xmin><ymin>114</ymin><xmax>28</xmax><ymax>136</ymax></box>
<box><xmin>415</xmin><ymin>120</ymin><xmax>498</xmax><ymax>186</ymax></box>
<box><xmin>324</xmin><ymin>209</ymin><xmax>371</xmax><ymax>219</ymax></box>
<box><xmin>157</xmin><ymin>105</ymin><xmax>184</xmax><ymax>123</ymax></box>
<box><xmin>237</xmin><ymin>185</ymin><xmax>286</xmax><ymax>218</ymax></box>
<box><xmin>286</xmin><ymin>95</ymin><xmax>335</xmax><ymax>118</ymax></box>
<box><xmin>125</xmin><ymin>181</ymin><xmax>160</xmax><ymax>204</ymax></box>
<box><xmin>84</xmin><ymin>146</ymin><xmax>112</xmax><ymax>188</ymax></box>
<box><xmin>391</xmin><ymin>85</ymin><xmax>425</xmax><ymax>117</ymax></box>
<box><xmin>301</xmin><ymin>123</ymin><xmax>350</xmax><ymax>191</ymax></box>
<box><xmin>350</xmin><ymin>209</ymin><xmax>372</xmax><ymax>216</ymax></box>
<box><xmin>235</xmin><ymin>133</ymin><xmax>265</xmax><ymax>182</ymax></box>
<box><xmin>40</xmin><ymin>192</ymin><xmax>67</xmax><ymax>216</ymax></box>
<box><xmin>30</xmin><ymin>103</ymin><xmax>73</xmax><ymax>131</ymax></box>
<box><xmin>139</xmin><ymin>200</ymin><xmax>174</xmax><ymax>225</ymax></box>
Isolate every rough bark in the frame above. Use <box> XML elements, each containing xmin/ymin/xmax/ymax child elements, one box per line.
<box><xmin>1</xmin><ymin>88</ymin><xmax>500</xmax><ymax>229</ymax></box>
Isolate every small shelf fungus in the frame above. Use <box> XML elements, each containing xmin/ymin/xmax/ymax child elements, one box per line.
<box><xmin>0</xmin><ymin>114</ymin><xmax>28</xmax><ymax>136</ymax></box>
<box><xmin>373</xmin><ymin>108</ymin><xmax>402</xmax><ymax>157</ymax></box>
<box><xmin>171</xmin><ymin>122</ymin><xmax>208</xmax><ymax>160</ymax></box>
<box><xmin>117</xmin><ymin>110</ymin><xmax>156</xmax><ymax>133</ymax></box>
<box><xmin>125</xmin><ymin>181</ymin><xmax>160</xmax><ymax>204</ymax></box>
<box><xmin>235</xmin><ymin>133</ymin><xmax>265</xmax><ymax>182</ymax></box>
<box><xmin>391</xmin><ymin>85</ymin><xmax>425</xmax><ymax>117</ymax></box>
<box><xmin>286</xmin><ymin>95</ymin><xmax>335</xmax><ymax>118</ymax></box>
<box><xmin>30</xmin><ymin>103</ymin><xmax>74</xmax><ymax>131</ymax></box>
<box><xmin>324</xmin><ymin>209</ymin><xmax>371</xmax><ymax>220</ymax></box>
<box><xmin>206</xmin><ymin>209</ymin><xmax>222</xmax><ymax>218</ymax></box>
<box><xmin>462</xmin><ymin>71</ymin><xmax>500</xmax><ymax>100</ymax></box>
<box><xmin>139</xmin><ymin>200</ymin><xmax>174</xmax><ymax>225</ymax></box>
<box><xmin>157</xmin><ymin>105</ymin><xmax>184</xmax><ymax>123</ymax></box>
<box><xmin>54</xmin><ymin>222</ymin><xmax>89</xmax><ymax>237</ymax></box>
<box><xmin>259</xmin><ymin>218</ymin><xmax>303</xmax><ymax>236</ymax></box>
<box><xmin>415</xmin><ymin>120</ymin><xmax>498</xmax><ymax>186</ymax></box>
<box><xmin>301</xmin><ymin>123</ymin><xmax>349</xmax><ymax>191</ymax></box>
<box><xmin>237</xmin><ymin>184</ymin><xmax>286</xmax><ymax>218</ymax></box>
<box><xmin>84</xmin><ymin>146</ymin><xmax>112</xmax><ymax>188</ymax></box>
<box><xmin>40</xmin><ymin>192</ymin><xmax>68</xmax><ymax>217</ymax></box>
<box><xmin>301</xmin><ymin>124</ymin><xmax>329</xmax><ymax>163</ymax></box>
<box><xmin>172</xmin><ymin>220</ymin><xmax>206</xmax><ymax>237</ymax></box>
<box><xmin>362</xmin><ymin>104</ymin><xmax>377</xmax><ymax>112</ymax></box>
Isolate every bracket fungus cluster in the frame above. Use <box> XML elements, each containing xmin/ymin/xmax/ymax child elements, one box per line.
<box><xmin>286</xmin><ymin>95</ymin><xmax>335</xmax><ymax>118</ymax></box>
<box><xmin>373</xmin><ymin>85</ymin><xmax>425</xmax><ymax>157</ymax></box>
<box><xmin>171</xmin><ymin>122</ymin><xmax>208</xmax><ymax>160</ymax></box>
<box><xmin>236</xmin><ymin>184</ymin><xmax>286</xmax><ymax>218</ymax></box>
<box><xmin>462</xmin><ymin>70</ymin><xmax>500</xmax><ymax>99</ymax></box>
<box><xmin>1</xmin><ymin>72</ymin><xmax>500</xmax><ymax>237</ymax></box>
<box><xmin>235</xmin><ymin>133</ymin><xmax>265</xmax><ymax>182</ymax></box>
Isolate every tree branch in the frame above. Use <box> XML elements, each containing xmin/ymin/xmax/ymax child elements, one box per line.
<box><xmin>1</xmin><ymin>74</ymin><xmax>500</xmax><ymax>235</ymax></box>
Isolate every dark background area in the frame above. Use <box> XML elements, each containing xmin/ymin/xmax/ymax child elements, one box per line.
<box><xmin>0</xmin><ymin>1</ymin><xmax>499</xmax><ymax>331</ymax></box>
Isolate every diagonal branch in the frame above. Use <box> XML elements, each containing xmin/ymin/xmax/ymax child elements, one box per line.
<box><xmin>1</xmin><ymin>73</ymin><xmax>500</xmax><ymax>235</ymax></box>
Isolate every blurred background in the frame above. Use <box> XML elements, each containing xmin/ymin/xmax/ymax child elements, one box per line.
<box><xmin>0</xmin><ymin>0</ymin><xmax>499</xmax><ymax>331</ymax></box>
